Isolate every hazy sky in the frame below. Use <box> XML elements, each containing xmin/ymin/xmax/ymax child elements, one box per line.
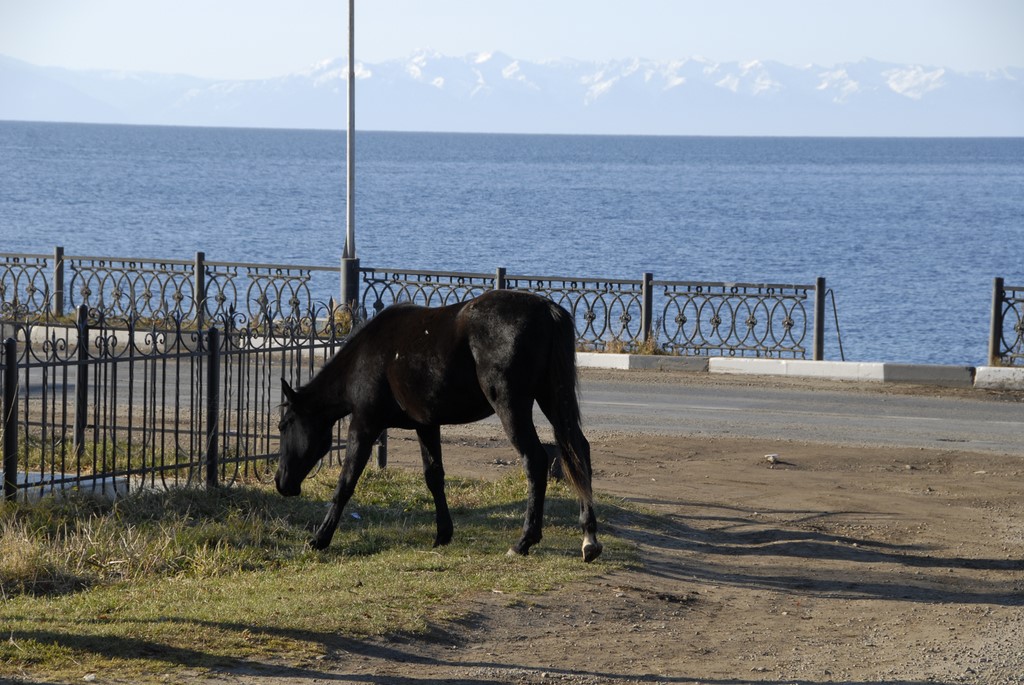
<box><xmin>2</xmin><ymin>0</ymin><xmax>1022</xmax><ymax>80</ymax></box>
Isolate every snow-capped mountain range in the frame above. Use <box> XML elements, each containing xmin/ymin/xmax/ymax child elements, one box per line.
<box><xmin>2</xmin><ymin>51</ymin><xmax>1021</xmax><ymax>136</ymax></box>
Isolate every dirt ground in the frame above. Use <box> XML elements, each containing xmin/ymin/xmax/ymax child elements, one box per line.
<box><xmin>211</xmin><ymin>384</ymin><xmax>1024</xmax><ymax>685</ymax></box>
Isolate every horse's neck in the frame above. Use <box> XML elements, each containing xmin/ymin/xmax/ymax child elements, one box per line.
<box><xmin>304</xmin><ymin>348</ymin><xmax>355</xmax><ymax>420</ymax></box>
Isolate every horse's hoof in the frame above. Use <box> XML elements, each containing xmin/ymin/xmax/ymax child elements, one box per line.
<box><xmin>433</xmin><ymin>528</ymin><xmax>453</xmax><ymax>548</ymax></box>
<box><xmin>582</xmin><ymin>542</ymin><xmax>603</xmax><ymax>563</ymax></box>
<box><xmin>309</xmin><ymin>536</ymin><xmax>330</xmax><ymax>551</ymax></box>
<box><xmin>506</xmin><ymin>547</ymin><xmax>528</xmax><ymax>557</ymax></box>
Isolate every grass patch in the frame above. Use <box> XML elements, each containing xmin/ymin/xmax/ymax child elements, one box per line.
<box><xmin>0</xmin><ymin>465</ymin><xmax>636</xmax><ymax>683</ymax></box>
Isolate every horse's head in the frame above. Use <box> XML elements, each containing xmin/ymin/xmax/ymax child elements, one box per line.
<box><xmin>275</xmin><ymin>378</ymin><xmax>334</xmax><ymax>497</ymax></box>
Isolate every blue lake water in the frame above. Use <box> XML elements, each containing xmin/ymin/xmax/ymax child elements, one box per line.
<box><xmin>1</xmin><ymin>121</ymin><xmax>1022</xmax><ymax>365</ymax></box>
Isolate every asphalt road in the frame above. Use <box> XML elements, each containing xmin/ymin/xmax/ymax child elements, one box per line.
<box><xmin>17</xmin><ymin>356</ymin><xmax>1023</xmax><ymax>457</ymax></box>
<box><xmin>575</xmin><ymin>370</ymin><xmax>1024</xmax><ymax>456</ymax></box>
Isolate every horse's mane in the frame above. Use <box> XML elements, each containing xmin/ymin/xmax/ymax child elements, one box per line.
<box><xmin>346</xmin><ymin>299</ymin><xmax>421</xmax><ymax>340</ymax></box>
<box><xmin>308</xmin><ymin>299</ymin><xmax>423</xmax><ymax>387</ymax></box>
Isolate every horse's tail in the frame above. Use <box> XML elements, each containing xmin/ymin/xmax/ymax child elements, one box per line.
<box><xmin>545</xmin><ymin>302</ymin><xmax>593</xmax><ymax>503</ymax></box>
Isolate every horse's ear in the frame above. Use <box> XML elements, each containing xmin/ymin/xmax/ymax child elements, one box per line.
<box><xmin>281</xmin><ymin>378</ymin><xmax>299</xmax><ymax>404</ymax></box>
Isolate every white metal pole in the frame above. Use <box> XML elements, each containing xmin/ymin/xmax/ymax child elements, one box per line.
<box><xmin>344</xmin><ymin>0</ymin><xmax>356</xmax><ymax>259</ymax></box>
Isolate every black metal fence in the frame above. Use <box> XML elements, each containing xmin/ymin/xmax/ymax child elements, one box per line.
<box><xmin>989</xmin><ymin>277</ymin><xmax>1024</xmax><ymax>367</ymax></box>
<box><xmin>0</xmin><ymin>247</ymin><xmax>340</xmax><ymax>324</ymax></box>
<box><xmin>2</xmin><ymin>247</ymin><xmax>837</xmax><ymax>501</ymax></box>
<box><xmin>0</xmin><ymin>248</ymin><xmax>829</xmax><ymax>359</ymax></box>
<box><xmin>356</xmin><ymin>264</ymin><xmax>826</xmax><ymax>359</ymax></box>
<box><xmin>2</xmin><ymin>248</ymin><xmax>1018</xmax><ymax>503</ymax></box>
<box><xmin>1</xmin><ymin>302</ymin><xmax>348</xmax><ymax>501</ymax></box>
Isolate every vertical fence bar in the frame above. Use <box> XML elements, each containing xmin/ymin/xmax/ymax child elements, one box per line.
<box><xmin>52</xmin><ymin>245</ymin><xmax>65</xmax><ymax>318</ymax></box>
<box><xmin>495</xmin><ymin>267</ymin><xmax>507</xmax><ymax>290</ymax></box>
<box><xmin>194</xmin><ymin>251</ymin><xmax>206</xmax><ymax>329</ymax></box>
<box><xmin>989</xmin><ymin>277</ymin><xmax>1005</xmax><ymax>367</ymax></box>
<box><xmin>206</xmin><ymin>327</ymin><xmax>220</xmax><ymax>488</ymax></box>
<box><xmin>341</xmin><ymin>257</ymin><xmax>361</xmax><ymax>319</ymax></box>
<box><xmin>3</xmin><ymin>337</ymin><xmax>18</xmax><ymax>500</ymax></box>
<box><xmin>641</xmin><ymin>272</ymin><xmax>654</xmax><ymax>345</ymax></box>
<box><xmin>812</xmin><ymin>277</ymin><xmax>826</xmax><ymax>361</ymax></box>
<box><xmin>374</xmin><ymin>430</ymin><xmax>388</xmax><ymax>469</ymax></box>
<box><xmin>72</xmin><ymin>304</ymin><xmax>89</xmax><ymax>461</ymax></box>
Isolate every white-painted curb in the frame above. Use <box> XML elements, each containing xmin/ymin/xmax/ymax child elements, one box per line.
<box><xmin>576</xmin><ymin>354</ymin><xmax>1023</xmax><ymax>391</ymax></box>
<box><xmin>974</xmin><ymin>366</ymin><xmax>1024</xmax><ymax>390</ymax></box>
<box><xmin>708</xmin><ymin>358</ymin><xmax>888</xmax><ymax>382</ymax></box>
<box><xmin>576</xmin><ymin>352</ymin><xmax>708</xmax><ymax>372</ymax></box>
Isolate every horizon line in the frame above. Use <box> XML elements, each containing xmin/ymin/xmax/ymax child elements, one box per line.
<box><xmin>3</xmin><ymin>118</ymin><xmax>1023</xmax><ymax>140</ymax></box>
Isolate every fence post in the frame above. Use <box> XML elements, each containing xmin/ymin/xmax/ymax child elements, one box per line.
<box><xmin>194</xmin><ymin>251</ymin><xmax>206</xmax><ymax>329</ymax></box>
<box><xmin>640</xmin><ymin>272</ymin><xmax>654</xmax><ymax>344</ymax></box>
<box><xmin>374</xmin><ymin>430</ymin><xmax>388</xmax><ymax>469</ymax></box>
<box><xmin>989</xmin><ymin>277</ymin><xmax>1005</xmax><ymax>367</ymax></box>
<box><xmin>340</xmin><ymin>257</ymin><xmax>361</xmax><ymax>319</ymax></box>
<box><xmin>206</xmin><ymin>327</ymin><xmax>220</xmax><ymax>488</ymax></box>
<box><xmin>52</xmin><ymin>245</ymin><xmax>64</xmax><ymax>318</ymax></box>
<box><xmin>812</xmin><ymin>277</ymin><xmax>826</xmax><ymax>361</ymax></box>
<box><xmin>72</xmin><ymin>304</ymin><xmax>89</xmax><ymax>461</ymax></box>
<box><xmin>3</xmin><ymin>337</ymin><xmax>18</xmax><ymax>501</ymax></box>
<box><xmin>495</xmin><ymin>267</ymin><xmax>507</xmax><ymax>290</ymax></box>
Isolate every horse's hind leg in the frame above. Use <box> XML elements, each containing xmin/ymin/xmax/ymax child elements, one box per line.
<box><xmin>568</xmin><ymin>431</ymin><xmax>602</xmax><ymax>562</ymax></box>
<box><xmin>416</xmin><ymin>425</ymin><xmax>453</xmax><ymax>547</ymax></box>
<box><xmin>494</xmin><ymin>404</ymin><xmax>550</xmax><ymax>557</ymax></box>
<box><xmin>538</xmin><ymin>399</ymin><xmax>602</xmax><ymax>563</ymax></box>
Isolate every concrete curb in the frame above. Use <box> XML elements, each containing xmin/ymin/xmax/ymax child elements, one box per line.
<box><xmin>576</xmin><ymin>353</ymin><xmax>1024</xmax><ymax>391</ymax></box>
<box><xmin>576</xmin><ymin>352</ymin><xmax>708</xmax><ymax>372</ymax></box>
<box><xmin>10</xmin><ymin>471</ymin><xmax>130</xmax><ymax>501</ymax></box>
<box><xmin>708</xmin><ymin>358</ymin><xmax>889</xmax><ymax>382</ymax></box>
<box><xmin>974</xmin><ymin>366</ymin><xmax>1024</xmax><ymax>390</ymax></box>
<box><xmin>709</xmin><ymin>358</ymin><xmax>978</xmax><ymax>388</ymax></box>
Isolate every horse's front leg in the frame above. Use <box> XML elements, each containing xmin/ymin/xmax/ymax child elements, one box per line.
<box><xmin>311</xmin><ymin>422</ymin><xmax>376</xmax><ymax>550</ymax></box>
<box><xmin>416</xmin><ymin>425</ymin><xmax>453</xmax><ymax>547</ymax></box>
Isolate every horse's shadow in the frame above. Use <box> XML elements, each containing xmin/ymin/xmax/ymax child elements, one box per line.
<box><xmin>298</xmin><ymin>480</ymin><xmax>1024</xmax><ymax>609</ymax></box>
<box><xmin>604</xmin><ymin>495</ymin><xmax>1024</xmax><ymax>607</ymax></box>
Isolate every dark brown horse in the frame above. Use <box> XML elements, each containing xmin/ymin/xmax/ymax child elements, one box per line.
<box><xmin>275</xmin><ymin>289</ymin><xmax>602</xmax><ymax>562</ymax></box>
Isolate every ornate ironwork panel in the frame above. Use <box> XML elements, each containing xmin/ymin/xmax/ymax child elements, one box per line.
<box><xmin>358</xmin><ymin>267</ymin><xmax>496</xmax><ymax>316</ymax></box>
<box><xmin>203</xmin><ymin>261</ymin><xmax>337</xmax><ymax>321</ymax></box>
<box><xmin>997</xmin><ymin>284</ymin><xmax>1024</xmax><ymax>367</ymax></box>
<box><xmin>66</xmin><ymin>256</ymin><xmax>198</xmax><ymax>320</ymax></box>
<box><xmin>657</xmin><ymin>281</ymin><xmax>812</xmax><ymax>358</ymax></box>
<box><xmin>505</xmin><ymin>274</ymin><xmax>646</xmax><ymax>351</ymax></box>
<box><xmin>0</xmin><ymin>253</ymin><xmax>52</xmax><ymax>315</ymax></box>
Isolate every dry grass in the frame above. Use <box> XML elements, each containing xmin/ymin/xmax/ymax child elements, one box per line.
<box><xmin>0</xmin><ymin>465</ymin><xmax>634</xmax><ymax>682</ymax></box>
